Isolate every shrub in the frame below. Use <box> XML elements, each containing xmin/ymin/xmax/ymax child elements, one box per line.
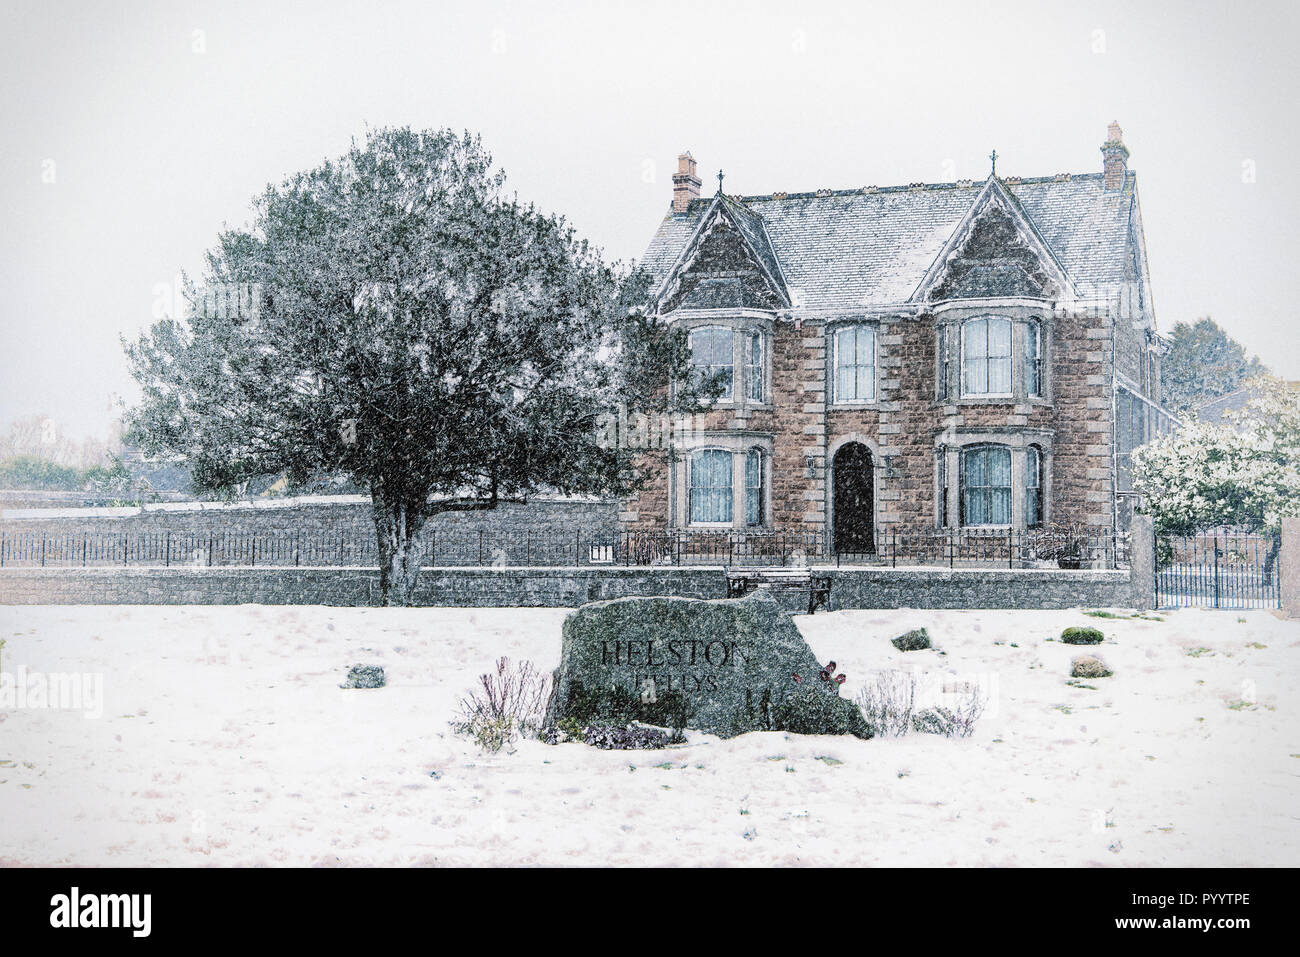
<box><xmin>581</xmin><ymin>724</ymin><xmax>671</xmax><ymax>750</ymax></box>
<box><xmin>453</xmin><ymin>656</ymin><xmax>551</xmax><ymax>752</ymax></box>
<box><xmin>856</xmin><ymin>670</ymin><xmax>985</xmax><ymax>739</ymax></box>
<box><xmin>1061</xmin><ymin>626</ymin><xmax>1105</xmax><ymax>645</ymax></box>
<box><xmin>855</xmin><ymin>670</ymin><xmax>917</xmax><ymax>737</ymax></box>
<box><xmin>911</xmin><ymin>706</ymin><xmax>957</xmax><ymax>735</ymax></box>
<box><xmin>1070</xmin><ymin>655</ymin><xmax>1113</xmax><ymax>678</ymax></box>
<box><xmin>771</xmin><ymin>687</ymin><xmax>872</xmax><ymax>739</ymax></box>
<box><xmin>341</xmin><ymin>664</ymin><xmax>386</xmax><ymax>689</ymax></box>
<box><xmin>561</xmin><ymin>680</ymin><xmax>692</xmax><ymax>732</ymax></box>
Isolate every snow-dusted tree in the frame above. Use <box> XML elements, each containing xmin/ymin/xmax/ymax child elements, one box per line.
<box><xmin>124</xmin><ymin>128</ymin><xmax>711</xmax><ymax>604</ymax></box>
<box><xmin>1132</xmin><ymin>376</ymin><xmax>1300</xmax><ymax>534</ymax></box>
<box><xmin>1160</xmin><ymin>317</ymin><xmax>1269</xmax><ymax>414</ymax></box>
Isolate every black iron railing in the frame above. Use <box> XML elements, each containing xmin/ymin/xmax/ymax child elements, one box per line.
<box><xmin>0</xmin><ymin>524</ymin><xmax>1129</xmax><ymax>570</ymax></box>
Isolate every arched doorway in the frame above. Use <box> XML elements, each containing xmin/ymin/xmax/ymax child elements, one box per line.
<box><xmin>833</xmin><ymin>442</ymin><xmax>875</xmax><ymax>555</ymax></box>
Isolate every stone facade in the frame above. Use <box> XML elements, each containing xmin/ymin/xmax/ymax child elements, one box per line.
<box><xmin>629</xmin><ymin>125</ymin><xmax>1171</xmax><ymax>549</ymax></box>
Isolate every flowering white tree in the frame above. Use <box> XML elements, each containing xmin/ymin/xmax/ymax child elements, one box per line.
<box><xmin>1132</xmin><ymin>376</ymin><xmax>1300</xmax><ymax>534</ymax></box>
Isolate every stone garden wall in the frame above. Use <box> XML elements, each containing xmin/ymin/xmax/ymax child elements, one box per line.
<box><xmin>0</xmin><ymin>496</ymin><xmax>619</xmax><ymax>540</ymax></box>
<box><xmin>0</xmin><ymin>564</ymin><xmax>1139</xmax><ymax>610</ymax></box>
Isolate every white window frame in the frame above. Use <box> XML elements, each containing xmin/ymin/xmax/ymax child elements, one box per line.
<box><xmin>688</xmin><ymin>326</ymin><xmax>734</xmax><ymax>402</ymax></box>
<box><xmin>832</xmin><ymin>322</ymin><xmax>877</xmax><ymax>404</ymax></box>
<box><xmin>960</xmin><ymin>443</ymin><xmax>1013</xmax><ymax>528</ymax></box>
<box><xmin>687</xmin><ymin>447</ymin><xmax>734</xmax><ymax>527</ymax></box>
<box><xmin>961</xmin><ymin>316</ymin><xmax>1014</xmax><ymax>398</ymax></box>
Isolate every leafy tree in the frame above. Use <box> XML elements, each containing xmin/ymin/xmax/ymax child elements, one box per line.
<box><xmin>0</xmin><ymin>455</ymin><xmax>83</xmax><ymax>490</ymax></box>
<box><xmin>1132</xmin><ymin>376</ymin><xmax>1300</xmax><ymax>534</ymax></box>
<box><xmin>1160</xmin><ymin>317</ymin><xmax>1268</xmax><ymax>414</ymax></box>
<box><xmin>123</xmin><ymin>127</ymin><xmax>711</xmax><ymax>605</ymax></box>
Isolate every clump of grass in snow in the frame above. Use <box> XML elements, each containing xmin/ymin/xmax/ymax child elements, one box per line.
<box><xmin>1186</xmin><ymin>647</ymin><xmax>1215</xmax><ymax>658</ymax></box>
<box><xmin>855</xmin><ymin>670</ymin><xmax>985</xmax><ymax>738</ymax></box>
<box><xmin>452</xmin><ymin>656</ymin><xmax>551</xmax><ymax>753</ymax></box>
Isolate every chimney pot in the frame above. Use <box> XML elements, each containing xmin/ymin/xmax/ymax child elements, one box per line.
<box><xmin>1101</xmin><ymin>121</ymin><xmax>1129</xmax><ymax>190</ymax></box>
<box><xmin>671</xmin><ymin>151</ymin><xmax>702</xmax><ymax>213</ymax></box>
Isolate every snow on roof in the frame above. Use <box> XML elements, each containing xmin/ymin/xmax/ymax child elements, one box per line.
<box><xmin>641</xmin><ymin>172</ymin><xmax>1140</xmax><ymax>312</ymax></box>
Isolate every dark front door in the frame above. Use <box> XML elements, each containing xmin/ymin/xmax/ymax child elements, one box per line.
<box><xmin>833</xmin><ymin>443</ymin><xmax>875</xmax><ymax>555</ymax></box>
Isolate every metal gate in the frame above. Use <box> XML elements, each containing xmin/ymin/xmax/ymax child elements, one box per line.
<box><xmin>1154</xmin><ymin>530</ymin><xmax>1281</xmax><ymax>609</ymax></box>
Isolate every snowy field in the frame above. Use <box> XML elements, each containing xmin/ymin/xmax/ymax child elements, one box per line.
<box><xmin>0</xmin><ymin>602</ymin><xmax>1297</xmax><ymax>867</ymax></box>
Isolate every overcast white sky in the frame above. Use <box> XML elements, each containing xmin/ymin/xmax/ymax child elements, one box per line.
<box><xmin>3</xmin><ymin>0</ymin><xmax>1298</xmax><ymax>442</ymax></box>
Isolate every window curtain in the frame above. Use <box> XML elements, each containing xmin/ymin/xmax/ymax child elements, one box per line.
<box><xmin>1026</xmin><ymin>447</ymin><xmax>1042</xmax><ymax>526</ymax></box>
<box><xmin>963</xmin><ymin>318</ymin><xmax>1012</xmax><ymax>395</ymax></box>
<box><xmin>745</xmin><ymin>449</ymin><xmax>764</xmax><ymax>525</ymax></box>
<box><xmin>748</xmin><ymin>332</ymin><xmax>763</xmax><ymax>402</ymax></box>
<box><xmin>690</xmin><ymin>449</ymin><xmax>733</xmax><ymax>524</ymax></box>
<box><xmin>1025</xmin><ymin>322</ymin><xmax>1041</xmax><ymax>397</ymax></box>
<box><xmin>962</xmin><ymin>445</ymin><xmax>1011</xmax><ymax>525</ymax></box>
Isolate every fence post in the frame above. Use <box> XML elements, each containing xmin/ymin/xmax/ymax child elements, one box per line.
<box><xmin>1280</xmin><ymin>517</ymin><xmax>1300</xmax><ymax>618</ymax></box>
<box><xmin>165</xmin><ymin>530</ymin><xmax>170</xmax><ymax>567</ymax></box>
<box><xmin>575</xmin><ymin>529</ymin><xmax>581</xmax><ymax>566</ymax></box>
<box><xmin>41</xmin><ymin>534</ymin><xmax>46</xmax><ymax>567</ymax></box>
<box><xmin>1213</xmin><ymin>543</ymin><xmax>1221</xmax><ymax>608</ymax></box>
<box><xmin>208</xmin><ymin>532</ymin><xmax>214</xmax><ymax>567</ymax></box>
<box><xmin>1129</xmin><ymin>514</ymin><xmax>1155</xmax><ymax>611</ymax></box>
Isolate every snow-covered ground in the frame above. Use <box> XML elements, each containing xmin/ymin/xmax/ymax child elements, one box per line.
<box><xmin>0</xmin><ymin>603</ymin><xmax>1296</xmax><ymax>866</ymax></box>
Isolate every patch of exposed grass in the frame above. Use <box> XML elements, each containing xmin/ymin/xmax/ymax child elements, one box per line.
<box><xmin>1186</xmin><ymin>647</ymin><xmax>1215</xmax><ymax>658</ymax></box>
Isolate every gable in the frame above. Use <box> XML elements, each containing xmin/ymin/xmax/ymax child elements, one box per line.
<box><xmin>653</xmin><ymin>198</ymin><xmax>789</xmax><ymax>313</ymax></box>
<box><xmin>913</xmin><ymin>178</ymin><xmax>1074</xmax><ymax>304</ymax></box>
<box><xmin>926</xmin><ymin>203</ymin><xmax>1057</xmax><ymax>301</ymax></box>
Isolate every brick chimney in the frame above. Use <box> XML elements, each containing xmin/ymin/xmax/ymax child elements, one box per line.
<box><xmin>1101</xmin><ymin>121</ymin><xmax>1129</xmax><ymax>190</ymax></box>
<box><xmin>672</xmin><ymin>151</ymin><xmax>701</xmax><ymax>213</ymax></box>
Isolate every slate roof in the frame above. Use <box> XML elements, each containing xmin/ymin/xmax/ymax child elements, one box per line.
<box><xmin>641</xmin><ymin>172</ymin><xmax>1140</xmax><ymax>312</ymax></box>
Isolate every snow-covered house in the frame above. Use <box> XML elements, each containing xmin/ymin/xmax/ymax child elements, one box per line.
<box><xmin>627</xmin><ymin>123</ymin><xmax>1172</xmax><ymax>549</ymax></box>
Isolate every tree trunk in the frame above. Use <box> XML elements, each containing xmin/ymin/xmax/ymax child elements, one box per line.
<box><xmin>372</xmin><ymin>488</ymin><xmax>428</xmax><ymax>607</ymax></box>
